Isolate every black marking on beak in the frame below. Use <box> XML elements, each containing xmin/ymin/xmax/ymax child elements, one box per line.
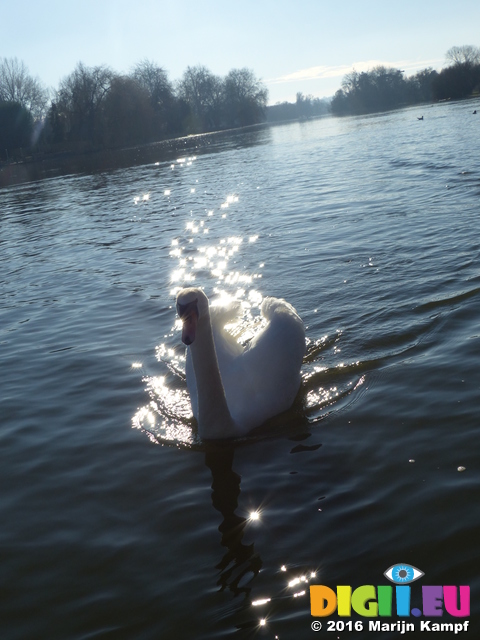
<box><xmin>177</xmin><ymin>298</ymin><xmax>199</xmax><ymax>320</ymax></box>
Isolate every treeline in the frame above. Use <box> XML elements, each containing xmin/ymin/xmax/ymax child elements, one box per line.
<box><xmin>2</xmin><ymin>44</ymin><xmax>480</xmax><ymax>159</ymax></box>
<box><xmin>267</xmin><ymin>92</ymin><xmax>330</xmax><ymax>122</ymax></box>
<box><xmin>332</xmin><ymin>45</ymin><xmax>480</xmax><ymax>116</ymax></box>
<box><xmin>0</xmin><ymin>59</ymin><xmax>269</xmax><ymax>160</ymax></box>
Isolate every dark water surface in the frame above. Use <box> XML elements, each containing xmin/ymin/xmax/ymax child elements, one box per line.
<box><xmin>1</xmin><ymin>102</ymin><xmax>479</xmax><ymax>639</ymax></box>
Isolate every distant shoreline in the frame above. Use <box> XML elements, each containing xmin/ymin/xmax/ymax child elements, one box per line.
<box><xmin>3</xmin><ymin>96</ymin><xmax>479</xmax><ymax>189</ymax></box>
<box><xmin>0</xmin><ymin>115</ymin><xmax>332</xmax><ymax>189</ymax></box>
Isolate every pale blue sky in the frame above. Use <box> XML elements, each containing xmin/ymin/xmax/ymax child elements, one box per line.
<box><xmin>2</xmin><ymin>0</ymin><xmax>480</xmax><ymax>104</ymax></box>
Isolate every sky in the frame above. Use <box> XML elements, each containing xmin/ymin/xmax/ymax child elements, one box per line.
<box><xmin>2</xmin><ymin>0</ymin><xmax>480</xmax><ymax>105</ymax></box>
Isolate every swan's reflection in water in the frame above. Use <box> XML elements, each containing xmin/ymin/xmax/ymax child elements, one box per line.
<box><xmin>131</xmin><ymin>325</ymin><xmax>366</xmax><ymax>629</ymax></box>
<box><xmin>205</xmin><ymin>443</ymin><xmax>263</xmax><ymax>598</ymax></box>
<box><xmin>204</xmin><ymin>441</ymin><xmax>322</xmax><ymax>635</ymax></box>
<box><xmin>133</xmin><ymin>400</ymin><xmax>324</xmax><ymax>631</ymax></box>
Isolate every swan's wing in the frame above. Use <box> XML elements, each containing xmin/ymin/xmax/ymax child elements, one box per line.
<box><xmin>225</xmin><ymin>297</ymin><xmax>306</xmax><ymax>428</ymax></box>
<box><xmin>187</xmin><ymin>296</ymin><xmax>305</xmax><ymax>431</ymax></box>
<box><xmin>209</xmin><ymin>299</ymin><xmax>242</xmax><ymax>327</ymax></box>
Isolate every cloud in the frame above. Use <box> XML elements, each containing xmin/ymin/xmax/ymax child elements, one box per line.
<box><xmin>267</xmin><ymin>58</ymin><xmax>444</xmax><ymax>85</ymax></box>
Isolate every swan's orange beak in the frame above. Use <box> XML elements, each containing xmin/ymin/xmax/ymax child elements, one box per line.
<box><xmin>177</xmin><ymin>299</ymin><xmax>199</xmax><ymax>346</ymax></box>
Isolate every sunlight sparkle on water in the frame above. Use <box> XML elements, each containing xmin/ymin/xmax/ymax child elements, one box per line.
<box><xmin>221</xmin><ymin>194</ymin><xmax>239</xmax><ymax>209</ymax></box>
<box><xmin>171</xmin><ymin>269</ymin><xmax>195</xmax><ymax>283</ymax></box>
<box><xmin>132</xmin><ymin>149</ymin><xmax>358</xmax><ymax>449</ymax></box>
<box><xmin>288</xmin><ymin>575</ymin><xmax>308</xmax><ymax>588</ymax></box>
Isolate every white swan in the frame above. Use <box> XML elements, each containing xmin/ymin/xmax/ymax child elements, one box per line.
<box><xmin>176</xmin><ymin>287</ymin><xmax>305</xmax><ymax>439</ymax></box>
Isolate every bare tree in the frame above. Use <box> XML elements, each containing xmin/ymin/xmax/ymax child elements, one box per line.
<box><xmin>177</xmin><ymin>65</ymin><xmax>224</xmax><ymax>131</ymax></box>
<box><xmin>446</xmin><ymin>45</ymin><xmax>480</xmax><ymax>67</ymax></box>
<box><xmin>56</xmin><ymin>62</ymin><xmax>113</xmax><ymax>144</ymax></box>
<box><xmin>223</xmin><ymin>68</ymin><xmax>268</xmax><ymax>127</ymax></box>
<box><xmin>0</xmin><ymin>57</ymin><xmax>49</xmax><ymax>119</ymax></box>
<box><xmin>132</xmin><ymin>60</ymin><xmax>173</xmax><ymax>109</ymax></box>
<box><xmin>341</xmin><ymin>69</ymin><xmax>360</xmax><ymax>94</ymax></box>
<box><xmin>132</xmin><ymin>59</ymin><xmax>177</xmax><ymax>135</ymax></box>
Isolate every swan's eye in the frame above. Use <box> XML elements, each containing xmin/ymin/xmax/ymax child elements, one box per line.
<box><xmin>384</xmin><ymin>564</ymin><xmax>424</xmax><ymax>584</ymax></box>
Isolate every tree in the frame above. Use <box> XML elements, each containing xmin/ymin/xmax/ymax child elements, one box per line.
<box><xmin>0</xmin><ymin>102</ymin><xmax>33</xmax><ymax>159</ymax></box>
<box><xmin>132</xmin><ymin>60</ymin><xmax>176</xmax><ymax>134</ymax></box>
<box><xmin>332</xmin><ymin>66</ymin><xmax>408</xmax><ymax>115</ymax></box>
<box><xmin>223</xmin><ymin>68</ymin><xmax>268</xmax><ymax>127</ymax></box>
<box><xmin>405</xmin><ymin>68</ymin><xmax>438</xmax><ymax>103</ymax></box>
<box><xmin>56</xmin><ymin>62</ymin><xmax>113</xmax><ymax>146</ymax></box>
<box><xmin>330</xmin><ymin>89</ymin><xmax>349</xmax><ymax>116</ymax></box>
<box><xmin>296</xmin><ymin>92</ymin><xmax>312</xmax><ymax>118</ymax></box>
<box><xmin>267</xmin><ymin>95</ymin><xmax>329</xmax><ymax>122</ymax></box>
<box><xmin>433</xmin><ymin>45</ymin><xmax>480</xmax><ymax>100</ymax></box>
<box><xmin>102</xmin><ymin>76</ymin><xmax>154</xmax><ymax>147</ymax></box>
<box><xmin>45</xmin><ymin>102</ymin><xmax>66</xmax><ymax>145</ymax></box>
<box><xmin>0</xmin><ymin>57</ymin><xmax>49</xmax><ymax>119</ymax></box>
<box><xmin>445</xmin><ymin>45</ymin><xmax>480</xmax><ymax>68</ymax></box>
<box><xmin>432</xmin><ymin>63</ymin><xmax>480</xmax><ymax>100</ymax></box>
<box><xmin>266</xmin><ymin>100</ymin><xmax>298</xmax><ymax>122</ymax></box>
<box><xmin>177</xmin><ymin>65</ymin><xmax>224</xmax><ymax>132</ymax></box>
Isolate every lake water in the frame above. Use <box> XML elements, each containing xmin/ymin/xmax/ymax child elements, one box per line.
<box><xmin>1</xmin><ymin>101</ymin><xmax>479</xmax><ymax>639</ymax></box>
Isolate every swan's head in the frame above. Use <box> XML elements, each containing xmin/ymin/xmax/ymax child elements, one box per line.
<box><xmin>176</xmin><ymin>288</ymin><xmax>210</xmax><ymax>345</ymax></box>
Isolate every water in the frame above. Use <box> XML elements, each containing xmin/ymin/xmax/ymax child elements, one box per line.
<box><xmin>1</xmin><ymin>101</ymin><xmax>479</xmax><ymax>639</ymax></box>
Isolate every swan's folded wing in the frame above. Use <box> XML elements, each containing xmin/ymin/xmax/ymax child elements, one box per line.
<box><xmin>209</xmin><ymin>299</ymin><xmax>242</xmax><ymax>327</ymax></box>
<box><xmin>228</xmin><ymin>298</ymin><xmax>306</xmax><ymax>428</ymax></box>
<box><xmin>186</xmin><ymin>296</ymin><xmax>305</xmax><ymax>432</ymax></box>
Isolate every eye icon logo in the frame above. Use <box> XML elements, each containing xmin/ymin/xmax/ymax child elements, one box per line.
<box><xmin>384</xmin><ymin>564</ymin><xmax>424</xmax><ymax>584</ymax></box>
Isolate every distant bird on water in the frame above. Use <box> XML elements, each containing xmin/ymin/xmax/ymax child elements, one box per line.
<box><xmin>417</xmin><ymin>116</ymin><xmax>424</xmax><ymax>120</ymax></box>
<box><xmin>474</xmin><ymin>110</ymin><xmax>477</xmax><ymax>114</ymax></box>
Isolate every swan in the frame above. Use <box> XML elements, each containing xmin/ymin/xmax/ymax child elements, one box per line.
<box><xmin>176</xmin><ymin>287</ymin><xmax>305</xmax><ymax>439</ymax></box>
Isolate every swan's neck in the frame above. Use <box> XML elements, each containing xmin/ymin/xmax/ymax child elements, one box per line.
<box><xmin>189</xmin><ymin>311</ymin><xmax>236</xmax><ymax>439</ymax></box>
